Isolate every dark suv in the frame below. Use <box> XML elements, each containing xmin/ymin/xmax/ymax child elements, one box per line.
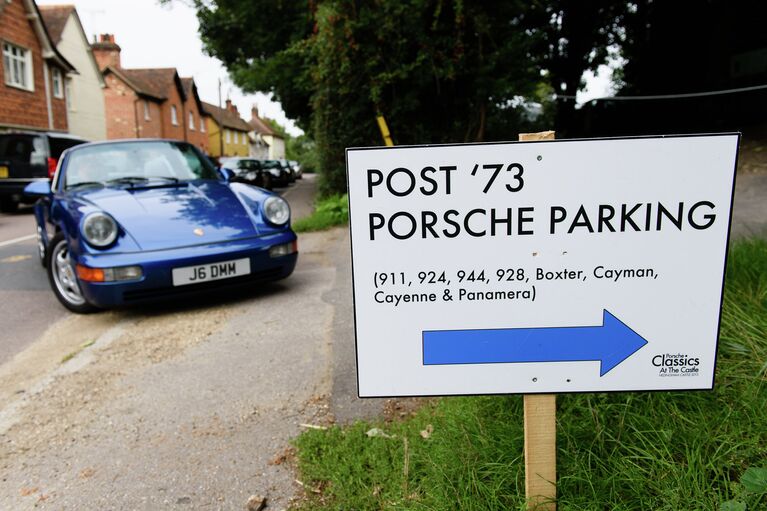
<box><xmin>0</xmin><ymin>132</ymin><xmax>88</xmax><ymax>212</ymax></box>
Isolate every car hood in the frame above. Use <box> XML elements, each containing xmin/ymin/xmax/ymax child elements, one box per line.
<box><xmin>72</xmin><ymin>181</ymin><xmax>262</xmax><ymax>251</ymax></box>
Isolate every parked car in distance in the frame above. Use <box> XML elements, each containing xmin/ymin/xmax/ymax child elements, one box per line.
<box><xmin>25</xmin><ymin>139</ymin><xmax>297</xmax><ymax>313</ymax></box>
<box><xmin>277</xmin><ymin>159</ymin><xmax>297</xmax><ymax>184</ymax></box>
<box><xmin>219</xmin><ymin>157</ymin><xmax>272</xmax><ymax>189</ymax></box>
<box><xmin>259</xmin><ymin>159</ymin><xmax>292</xmax><ymax>187</ymax></box>
<box><xmin>0</xmin><ymin>131</ymin><xmax>88</xmax><ymax>212</ymax></box>
<box><xmin>288</xmin><ymin>160</ymin><xmax>303</xmax><ymax>179</ymax></box>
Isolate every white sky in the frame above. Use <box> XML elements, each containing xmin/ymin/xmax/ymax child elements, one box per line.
<box><xmin>37</xmin><ymin>0</ymin><xmax>304</xmax><ymax>136</ymax></box>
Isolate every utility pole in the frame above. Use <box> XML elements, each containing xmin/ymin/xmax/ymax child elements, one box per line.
<box><xmin>218</xmin><ymin>78</ymin><xmax>224</xmax><ymax>156</ymax></box>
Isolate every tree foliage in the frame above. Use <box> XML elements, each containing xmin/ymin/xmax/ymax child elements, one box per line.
<box><xmin>188</xmin><ymin>0</ymin><xmax>626</xmax><ymax>194</ymax></box>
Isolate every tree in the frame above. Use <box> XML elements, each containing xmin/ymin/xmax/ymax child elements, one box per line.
<box><xmin>188</xmin><ymin>0</ymin><xmax>625</xmax><ymax>193</ymax></box>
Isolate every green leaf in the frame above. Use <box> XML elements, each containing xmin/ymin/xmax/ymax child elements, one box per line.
<box><xmin>741</xmin><ymin>467</ymin><xmax>767</xmax><ymax>493</ymax></box>
<box><xmin>719</xmin><ymin>501</ymin><xmax>746</xmax><ymax>511</ymax></box>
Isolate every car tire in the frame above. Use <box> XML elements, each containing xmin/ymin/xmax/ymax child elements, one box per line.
<box><xmin>46</xmin><ymin>233</ymin><xmax>98</xmax><ymax>313</ymax></box>
<box><xmin>262</xmin><ymin>173</ymin><xmax>272</xmax><ymax>190</ymax></box>
<box><xmin>36</xmin><ymin>225</ymin><xmax>47</xmax><ymax>268</ymax></box>
<box><xmin>0</xmin><ymin>198</ymin><xmax>17</xmax><ymax>213</ymax></box>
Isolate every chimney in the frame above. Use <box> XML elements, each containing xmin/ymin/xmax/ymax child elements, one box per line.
<box><xmin>92</xmin><ymin>33</ymin><xmax>121</xmax><ymax>70</ymax></box>
<box><xmin>251</xmin><ymin>105</ymin><xmax>259</xmax><ymax>120</ymax></box>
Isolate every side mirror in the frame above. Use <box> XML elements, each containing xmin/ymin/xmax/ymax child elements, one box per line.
<box><xmin>24</xmin><ymin>180</ymin><xmax>52</xmax><ymax>198</ymax></box>
<box><xmin>218</xmin><ymin>167</ymin><xmax>236</xmax><ymax>182</ymax></box>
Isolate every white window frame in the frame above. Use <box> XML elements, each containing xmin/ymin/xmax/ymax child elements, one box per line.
<box><xmin>144</xmin><ymin>100</ymin><xmax>150</xmax><ymax>121</ymax></box>
<box><xmin>200</xmin><ymin>117</ymin><xmax>206</xmax><ymax>132</ymax></box>
<box><xmin>171</xmin><ymin>105</ymin><xmax>178</xmax><ymax>125</ymax></box>
<box><xmin>52</xmin><ymin>68</ymin><xmax>63</xmax><ymax>98</ymax></box>
<box><xmin>2</xmin><ymin>42</ymin><xmax>34</xmax><ymax>92</ymax></box>
<box><xmin>188</xmin><ymin>111</ymin><xmax>195</xmax><ymax>130</ymax></box>
<box><xmin>234</xmin><ymin>131</ymin><xmax>239</xmax><ymax>144</ymax></box>
<box><xmin>225</xmin><ymin>129</ymin><xmax>231</xmax><ymax>143</ymax></box>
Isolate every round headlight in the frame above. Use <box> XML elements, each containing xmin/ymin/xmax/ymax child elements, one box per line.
<box><xmin>82</xmin><ymin>212</ymin><xmax>118</xmax><ymax>247</ymax></box>
<box><xmin>263</xmin><ymin>196</ymin><xmax>290</xmax><ymax>225</ymax></box>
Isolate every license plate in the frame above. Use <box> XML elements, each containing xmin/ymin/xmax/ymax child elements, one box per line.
<box><xmin>172</xmin><ymin>258</ymin><xmax>250</xmax><ymax>286</ymax></box>
<box><xmin>0</xmin><ymin>166</ymin><xmax>8</xmax><ymax>178</ymax></box>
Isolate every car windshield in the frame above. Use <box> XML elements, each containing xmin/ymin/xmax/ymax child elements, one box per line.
<box><xmin>261</xmin><ymin>160</ymin><xmax>282</xmax><ymax>169</ymax></box>
<box><xmin>64</xmin><ymin>141</ymin><xmax>217</xmax><ymax>189</ymax></box>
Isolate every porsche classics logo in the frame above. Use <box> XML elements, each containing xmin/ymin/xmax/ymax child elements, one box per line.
<box><xmin>193</xmin><ymin>228</ymin><xmax>204</xmax><ymax>236</ymax></box>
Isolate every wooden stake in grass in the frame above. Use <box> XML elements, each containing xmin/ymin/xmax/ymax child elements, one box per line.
<box><xmin>519</xmin><ymin>130</ymin><xmax>557</xmax><ymax>511</ymax></box>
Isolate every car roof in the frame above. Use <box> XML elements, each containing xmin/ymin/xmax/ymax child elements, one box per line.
<box><xmin>63</xmin><ymin>138</ymin><xmax>195</xmax><ymax>153</ymax></box>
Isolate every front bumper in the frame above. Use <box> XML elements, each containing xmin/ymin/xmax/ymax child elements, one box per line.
<box><xmin>76</xmin><ymin>230</ymin><xmax>298</xmax><ymax>308</ymax></box>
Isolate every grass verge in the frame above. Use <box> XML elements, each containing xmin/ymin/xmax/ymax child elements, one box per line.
<box><xmin>293</xmin><ymin>194</ymin><xmax>348</xmax><ymax>232</ymax></box>
<box><xmin>293</xmin><ymin>240</ymin><xmax>767</xmax><ymax>510</ymax></box>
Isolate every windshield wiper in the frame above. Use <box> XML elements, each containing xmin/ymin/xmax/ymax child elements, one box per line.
<box><xmin>145</xmin><ymin>176</ymin><xmax>181</xmax><ymax>183</ymax></box>
<box><xmin>107</xmin><ymin>176</ymin><xmax>149</xmax><ymax>187</ymax></box>
<box><xmin>67</xmin><ymin>181</ymin><xmax>105</xmax><ymax>190</ymax></box>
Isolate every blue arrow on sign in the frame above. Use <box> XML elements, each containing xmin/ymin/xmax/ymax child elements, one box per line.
<box><xmin>423</xmin><ymin>310</ymin><xmax>648</xmax><ymax>376</ymax></box>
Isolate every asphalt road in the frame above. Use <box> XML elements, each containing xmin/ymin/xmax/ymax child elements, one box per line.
<box><xmin>0</xmin><ymin>174</ymin><xmax>355</xmax><ymax>510</ymax></box>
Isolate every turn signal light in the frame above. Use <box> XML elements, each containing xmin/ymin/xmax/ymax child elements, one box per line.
<box><xmin>269</xmin><ymin>240</ymin><xmax>298</xmax><ymax>258</ymax></box>
<box><xmin>76</xmin><ymin>264</ymin><xmax>143</xmax><ymax>282</ymax></box>
<box><xmin>76</xmin><ymin>265</ymin><xmax>105</xmax><ymax>282</ymax></box>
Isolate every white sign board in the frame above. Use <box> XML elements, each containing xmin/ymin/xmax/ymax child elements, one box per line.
<box><xmin>346</xmin><ymin>134</ymin><xmax>739</xmax><ymax>397</ymax></box>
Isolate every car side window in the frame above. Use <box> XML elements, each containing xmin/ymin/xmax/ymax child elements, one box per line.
<box><xmin>0</xmin><ymin>135</ymin><xmax>44</xmax><ymax>164</ymax></box>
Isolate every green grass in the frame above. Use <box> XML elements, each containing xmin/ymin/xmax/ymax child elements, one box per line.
<box><xmin>293</xmin><ymin>240</ymin><xmax>767</xmax><ymax>510</ymax></box>
<box><xmin>293</xmin><ymin>194</ymin><xmax>349</xmax><ymax>232</ymax></box>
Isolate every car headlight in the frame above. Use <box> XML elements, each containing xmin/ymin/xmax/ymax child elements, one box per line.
<box><xmin>263</xmin><ymin>196</ymin><xmax>290</xmax><ymax>225</ymax></box>
<box><xmin>82</xmin><ymin>212</ymin><xmax>118</xmax><ymax>247</ymax></box>
<box><xmin>246</xmin><ymin>171</ymin><xmax>258</xmax><ymax>180</ymax></box>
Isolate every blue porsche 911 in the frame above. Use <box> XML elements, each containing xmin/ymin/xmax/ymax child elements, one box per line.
<box><xmin>24</xmin><ymin>139</ymin><xmax>298</xmax><ymax>313</ymax></box>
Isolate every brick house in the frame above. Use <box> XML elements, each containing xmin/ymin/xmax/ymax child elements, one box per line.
<box><xmin>91</xmin><ymin>34</ymin><xmax>207</xmax><ymax>153</ymax></box>
<box><xmin>0</xmin><ymin>0</ymin><xmax>76</xmax><ymax>133</ymax></box>
<box><xmin>203</xmin><ymin>100</ymin><xmax>252</xmax><ymax>158</ymax></box>
<box><xmin>180</xmin><ymin>77</ymin><xmax>208</xmax><ymax>154</ymax></box>
<box><xmin>248</xmin><ymin>105</ymin><xmax>285</xmax><ymax>159</ymax></box>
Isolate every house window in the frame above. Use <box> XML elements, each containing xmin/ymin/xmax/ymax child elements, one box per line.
<box><xmin>2</xmin><ymin>42</ymin><xmax>33</xmax><ymax>91</ymax></box>
<box><xmin>225</xmin><ymin>129</ymin><xmax>231</xmax><ymax>143</ymax></box>
<box><xmin>234</xmin><ymin>131</ymin><xmax>239</xmax><ymax>144</ymax></box>
<box><xmin>144</xmin><ymin>100</ymin><xmax>150</xmax><ymax>120</ymax></box>
<box><xmin>65</xmin><ymin>78</ymin><xmax>74</xmax><ymax>111</ymax></box>
<box><xmin>200</xmin><ymin>117</ymin><xmax>205</xmax><ymax>132</ymax></box>
<box><xmin>188</xmin><ymin>111</ymin><xmax>195</xmax><ymax>130</ymax></box>
<box><xmin>171</xmin><ymin>105</ymin><xmax>178</xmax><ymax>125</ymax></box>
<box><xmin>52</xmin><ymin>68</ymin><xmax>63</xmax><ymax>98</ymax></box>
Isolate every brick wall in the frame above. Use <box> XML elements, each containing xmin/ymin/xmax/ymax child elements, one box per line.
<box><xmin>103</xmin><ymin>73</ymin><xmax>162</xmax><ymax>139</ymax></box>
<box><xmin>185</xmin><ymin>99</ymin><xmax>208</xmax><ymax>153</ymax></box>
<box><xmin>160</xmin><ymin>83</ymin><xmax>185</xmax><ymax>142</ymax></box>
<box><xmin>0</xmin><ymin>0</ymin><xmax>68</xmax><ymax>131</ymax></box>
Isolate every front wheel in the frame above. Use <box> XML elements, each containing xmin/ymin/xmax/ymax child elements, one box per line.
<box><xmin>36</xmin><ymin>225</ymin><xmax>47</xmax><ymax>268</ymax></box>
<box><xmin>46</xmin><ymin>233</ymin><xmax>98</xmax><ymax>313</ymax></box>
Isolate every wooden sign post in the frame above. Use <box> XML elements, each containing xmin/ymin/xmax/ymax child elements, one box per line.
<box><xmin>519</xmin><ymin>130</ymin><xmax>557</xmax><ymax>511</ymax></box>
